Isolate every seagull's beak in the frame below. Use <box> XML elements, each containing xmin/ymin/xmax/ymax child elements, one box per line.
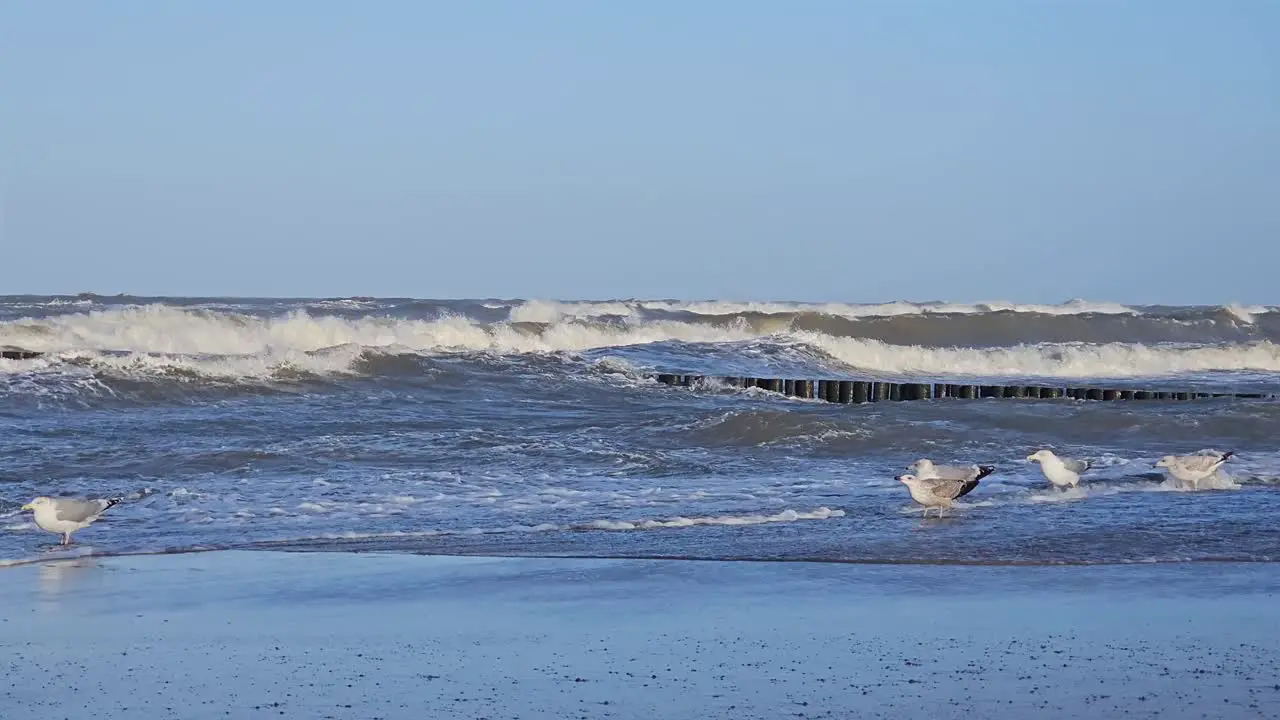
<box><xmin>1025</xmin><ymin>455</ymin><xmax>1035</xmax><ymax>461</ymax></box>
<box><xmin>20</xmin><ymin>503</ymin><xmax>33</xmax><ymax>511</ymax></box>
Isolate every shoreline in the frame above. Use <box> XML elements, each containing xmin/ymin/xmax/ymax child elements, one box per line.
<box><xmin>3</xmin><ymin>551</ymin><xmax>1279</xmax><ymax>719</ymax></box>
<box><xmin>5</xmin><ymin>541</ymin><xmax>1280</xmax><ymax>571</ymax></box>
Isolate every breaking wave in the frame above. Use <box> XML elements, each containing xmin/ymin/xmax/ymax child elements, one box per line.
<box><xmin>3</xmin><ymin>302</ymin><xmax>1280</xmax><ymax>394</ymax></box>
<box><xmin>637</xmin><ymin>297</ymin><xmax>1145</xmax><ymax>318</ymax></box>
<box><xmin>0</xmin><ymin>305</ymin><xmax>760</xmax><ymax>358</ymax></box>
<box><xmin>802</xmin><ymin>333</ymin><xmax>1280</xmax><ymax>379</ymax></box>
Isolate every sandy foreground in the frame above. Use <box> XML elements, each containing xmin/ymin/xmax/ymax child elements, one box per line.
<box><xmin>2</xmin><ymin>551</ymin><xmax>1279</xmax><ymax>719</ymax></box>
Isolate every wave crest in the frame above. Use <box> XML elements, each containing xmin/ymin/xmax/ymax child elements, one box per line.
<box><xmin>4</xmin><ymin>305</ymin><xmax>1280</xmax><ymax>390</ymax></box>
<box><xmin>803</xmin><ymin>333</ymin><xmax>1280</xmax><ymax>379</ymax></box>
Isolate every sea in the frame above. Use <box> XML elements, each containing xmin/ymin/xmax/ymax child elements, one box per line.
<box><xmin>2</xmin><ymin>295</ymin><xmax>1279</xmax><ymax>568</ymax></box>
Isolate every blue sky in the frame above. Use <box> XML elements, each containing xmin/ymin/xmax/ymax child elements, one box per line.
<box><xmin>2</xmin><ymin>2</ymin><xmax>1277</xmax><ymax>303</ymax></box>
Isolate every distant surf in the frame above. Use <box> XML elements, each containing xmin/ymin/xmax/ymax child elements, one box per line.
<box><xmin>4</xmin><ymin>298</ymin><xmax>1280</xmax><ymax>399</ymax></box>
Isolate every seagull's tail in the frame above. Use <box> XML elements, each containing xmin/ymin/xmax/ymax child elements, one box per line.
<box><xmin>976</xmin><ymin>465</ymin><xmax>996</xmax><ymax>481</ymax></box>
<box><xmin>1220</xmin><ymin>451</ymin><xmax>1235</xmax><ymax>462</ymax></box>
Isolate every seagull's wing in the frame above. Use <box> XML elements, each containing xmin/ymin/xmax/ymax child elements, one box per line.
<box><xmin>951</xmin><ymin>477</ymin><xmax>981</xmax><ymax>499</ymax></box>
<box><xmin>1062</xmin><ymin>458</ymin><xmax>1091</xmax><ymax>474</ymax></box>
<box><xmin>54</xmin><ymin>498</ymin><xmax>117</xmax><ymax>524</ymax></box>
<box><xmin>1175</xmin><ymin>454</ymin><xmax>1230</xmax><ymax>473</ymax></box>
<box><xmin>927</xmin><ymin>464</ymin><xmax>979</xmax><ymax>482</ymax></box>
<box><xmin>928</xmin><ymin>478</ymin><xmax>978</xmax><ymax>501</ymax></box>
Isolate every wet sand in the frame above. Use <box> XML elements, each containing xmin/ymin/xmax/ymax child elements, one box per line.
<box><xmin>2</xmin><ymin>552</ymin><xmax>1279</xmax><ymax>719</ymax></box>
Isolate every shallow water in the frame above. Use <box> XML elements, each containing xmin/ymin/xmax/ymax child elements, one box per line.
<box><xmin>2</xmin><ymin>295</ymin><xmax>1279</xmax><ymax>566</ymax></box>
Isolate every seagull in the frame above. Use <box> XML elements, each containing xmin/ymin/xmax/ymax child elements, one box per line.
<box><xmin>1155</xmin><ymin>451</ymin><xmax>1234</xmax><ymax>490</ymax></box>
<box><xmin>1026</xmin><ymin>449</ymin><xmax>1091</xmax><ymax>489</ymax></box>
<box><xmin>20</xmin><ymin>496</ymin><xmax>122</xmax><ymax>545</ymax></box>
<box><xmin>907</xmin><ymin>458</ymin><xmax>997</xmax><ymax>483</ymax></box>
<box><xmin>896</xmin><ymin>473</ymin><xmax>984</xmax><ymax>518</ymax></box>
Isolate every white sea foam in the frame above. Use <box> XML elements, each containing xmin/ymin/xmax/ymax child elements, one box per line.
<box><xmin>489</xmin><ymin>297</ymin><xmax>1156</xmax><ymax>321</ymax></box>
<box><xmin>0</xmin><ymin>546</ymin><xmax>97</xmax><ymax>568</ymax></box>
<box><xmin>303</xmin><ymin>298</ymin><xmax>384</xmax><ymax>310</ymax></box>
<box><xmin>1224</xmin><ymin>304</ymin><xmax>1272</xmax><ymax>325</ymax></box>
<box><xmin>5</xmin><ymin>304</ymin><xmax>1280</xmax><ymax>383</ymax></box>
<box><xmin>895</xmin><ymin>499</ymin><xmax>993</xmax><ymax>515</ymax></box>
<box><xmin>591</xmin><ymin>356</ymin><xmax>644</xmax><ymax>376</ymax></box>
<box><xmin>801</xmin><ymin>333</ymin><xmax>1280</xmax><ymax>378</ymax></box>
<box><xmin>491</xmin><ymin>297</ymin><xmax>1260</xmax><ymax>321</ymax></box>
<box><xmin>0</xmin><ymin>305</ymin><xmax>756</xmax><ymax>358</ymax></box>
<box><xmin>636</xmin><ymin>298</ymin><xmax>1145</xmax><ymax>317</ymax></box>
<box><xmin>1025</xmin><ymin>486</ymin><xmax>1100</xmax><ymax>503</ymax></box>
<box><xmin>508</xmin><ymin>299</ymin><xmax>637</xmax><ymax>323</ymax></box>
<box><xmin>311</xmin><ymin>507</ymin><xmax>845</xmax><ymax>541</ymax></box>
<box><xmin>1155</xmin><ymin>471</ymin><xmax>1241</xmax><ymax>492</ymax></box>
<box><xmin>583</xmin><ymin>506</ymin><xmax>844</xmax><ymax>529</ymax></box>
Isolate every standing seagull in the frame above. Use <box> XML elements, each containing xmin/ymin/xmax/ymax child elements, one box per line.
<box><xmin>1155</xmin><ymin>451</ymin><xmax>1234</xmax><ymax>490</ymax></box>
<box><xmin>1026</xmin><ymin>449</ymin><xmax>1090</xmax><ymax>489</ymax></box>
<box><xmin>907</xmin><ymin>458</ymin><xmax>997</xmax><ymax>483</ymax></box>
<box><xmin>896</xmin><ymin>473</ymin><xmax>983</xmax><ymax>518</ymax></box>
<box><xmin>20</xmin><ymin>496</ymin><xmax>122</xmax><ymax>545</ymax></box>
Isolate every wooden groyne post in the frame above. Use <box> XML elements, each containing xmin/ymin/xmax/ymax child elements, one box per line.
<box><xmin>650</xmin><ymin>374</ymin><xmax>1273</xmax><ymax>402</ymax></box>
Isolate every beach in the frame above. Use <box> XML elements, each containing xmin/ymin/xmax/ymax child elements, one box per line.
<box><xmin>4</xmin><ymin>296</ymin><xmax>1280</xmax><ymax>717</ymax></box>
<box><xmin>4</xmin><ymin>551</ymin><xmax>1279</xmax><ymax>719</ymax></box>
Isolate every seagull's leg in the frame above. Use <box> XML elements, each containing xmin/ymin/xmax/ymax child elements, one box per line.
<box><xmin>61</xmin><ymin>532</ymin><xmax>71</xmax><ymax>546</ymax></box>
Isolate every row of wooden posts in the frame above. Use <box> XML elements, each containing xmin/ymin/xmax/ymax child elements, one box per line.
<box><xmin>651</xmin><ymin>374</ymin><xmax>1273</xmax><ymax>402</ymax></box>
